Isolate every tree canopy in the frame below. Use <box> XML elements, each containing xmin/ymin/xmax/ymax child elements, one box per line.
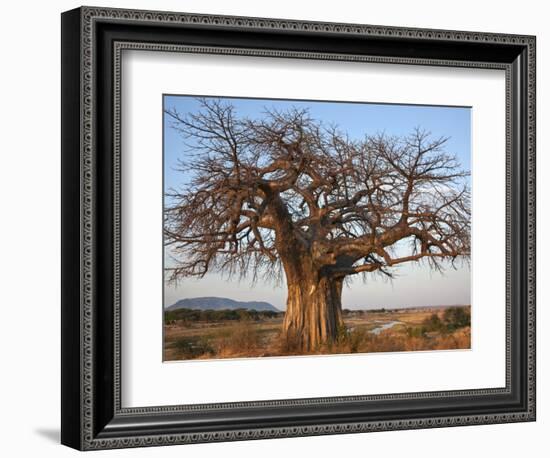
<box><xmin>164</xmin><ymin>98</ymin><xmax>471</xmax><ymax>284</ymax></box>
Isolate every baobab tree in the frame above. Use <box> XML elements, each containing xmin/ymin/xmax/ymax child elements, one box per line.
<box><xmin>164</xmin><ymin>98</ymin><xmax>470</xmax><ymax>351</ymax></box>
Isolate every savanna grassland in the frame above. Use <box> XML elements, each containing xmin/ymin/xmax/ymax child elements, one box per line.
<box><xmin>163</xmin><ymin>305</ymin><xmax>471</xmax><ymax>361</ymax></box>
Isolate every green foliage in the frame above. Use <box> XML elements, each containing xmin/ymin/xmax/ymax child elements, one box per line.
<box><xmin>443</xmin><ymin>307</ymin><xmax>471</xmax><ymax>331</ymax></box>
<box><xmin>369</xmin><ymin>308</ymin><xmax>387</xmax><ymax>313</ymax></box>
<box><xmin>424</xmin><ymin>313</ymin><xmax>446</xmax><ymax>332</ymax></box>
<box><xmin>407</xmin><ymin>307</ymin><xmax>471</xmax><ymax>337</ymax></box>
<box><xmin>173</xmin><ymin>336</ymin><xmax>214</xmax><ymax>359</ymax></box>
<box><xmin>165</xmin><ymin>308</ymin><xmax>281</xmax><ymax>324</ymax></box>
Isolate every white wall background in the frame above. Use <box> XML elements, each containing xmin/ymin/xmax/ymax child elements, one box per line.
<box><xmin>0</xmin><ymin>0</ymin><xmax>545</xmax><ymax>456</ymax></box>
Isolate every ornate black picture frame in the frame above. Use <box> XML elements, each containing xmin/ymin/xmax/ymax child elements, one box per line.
<box><xmin>61</xmin><ymin>6</ymin><xmax>536</xmax><ymax>450</ymax></box>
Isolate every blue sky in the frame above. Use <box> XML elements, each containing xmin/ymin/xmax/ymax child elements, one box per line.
<box><xmin>163</xmin><ymin>95</ymin><xmax>471</xmax><ymax>310</ymax></box>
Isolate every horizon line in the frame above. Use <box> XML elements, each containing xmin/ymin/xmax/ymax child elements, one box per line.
<box><xmin>164</xmin><ymin>296</ymin><xmax>470</xmax><ymax>311</ymax></box>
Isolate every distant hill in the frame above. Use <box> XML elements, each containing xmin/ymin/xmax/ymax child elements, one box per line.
<box><xmin>166</xmin><ymin>296</ymin><xmax>281</xmax><ymax>312</ymax></box>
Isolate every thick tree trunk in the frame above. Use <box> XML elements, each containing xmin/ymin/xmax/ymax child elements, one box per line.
<box><xmin>282</xmin><ymin>266</ymin><xmax>344</xmax><ymax>352</ymax></box>
<box><xmin>269</xmin><ymin>197</ymin><xmax>345</xmax><ymax>351</ymax></box>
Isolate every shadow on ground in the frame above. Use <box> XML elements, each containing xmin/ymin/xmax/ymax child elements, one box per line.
<box><xmin>35</xmin><ymin>428</ymin><xmax>59</xmax><ymax>443</ymax></box>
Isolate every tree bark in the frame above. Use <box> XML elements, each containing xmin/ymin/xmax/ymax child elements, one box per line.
<box><xmin>282</xmin><ymin>262</ymin><xmax>344</xmax><ymax>351</ymax></box>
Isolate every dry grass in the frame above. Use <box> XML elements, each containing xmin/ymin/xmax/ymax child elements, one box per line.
<box><xmin>164</xmin><ymin>307</ymin><xmax>471</xmax><ymax>361</ymax></box>
<box><xmin>328</xmin><ymin>326</ymin><xmax>471</xmax><ymax>354</ymax></box>
<box><xmin>212</xmin><ymin>321</ymin><xmax>263</xmax><ymax>358</ymax></box>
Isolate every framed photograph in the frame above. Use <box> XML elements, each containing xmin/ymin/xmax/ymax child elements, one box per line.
<box><xmin>61</xmin><ymin>6</ymin><xmax>536</xmax><ymax>450</ymax></box>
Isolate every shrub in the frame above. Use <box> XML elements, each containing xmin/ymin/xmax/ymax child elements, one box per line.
<box><xmin>407</xmin><ymin>326</ymin><xmax>426</xmax><ymax>338</ymax></box>
<box><xmin>173</xmin><ymin>336</ymin><xmax>214</xmax><ymax>359</ymax></box>
<box><xmin>423</xmin><ymin>313</ymin><xmax>445</xmax><ymax>332</ymax></box>
<box><xmin>407</xmin><ymin>307</ymin><xmax>471</xmax><ymax>338</ymax></box>
<box><xmin>348</xmin><ymin>328</ymin><xmax>369</xmax><ymax>353</ymax></box>
<box><xmin>214</xmin><ymin>321</ymin><xmax>262</xmax><ymax>356</ymax></box>
<box><xmin>443</xmin><ymin>307</ymin><xmax>471</xmax><ymax>331</ymax></box>
<box><xmin>278</xmin><ymin>331</ymin><xmax>303</xmax><ymax>355</ymax></box>
<box><xmin>164</xmin><ymin>308</ymin><xmax>283</xmax><ymax>324</ymax></box>
<box><xmin>332</xmin><ymin>326</ymin><xmax>368</xmax><ymax>353</ymax></box>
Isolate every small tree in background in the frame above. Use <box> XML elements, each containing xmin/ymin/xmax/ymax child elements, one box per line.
<box><xmin>443</xmin><ymin>307</ymin><xmax>471</xmax><ymax>330</ymax></box>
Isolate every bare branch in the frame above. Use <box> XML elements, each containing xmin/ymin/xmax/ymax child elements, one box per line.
<box><xmin>164</xmin><ymin>99</ymin><xmax>470</xmax><ymax>283</ymax></box>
